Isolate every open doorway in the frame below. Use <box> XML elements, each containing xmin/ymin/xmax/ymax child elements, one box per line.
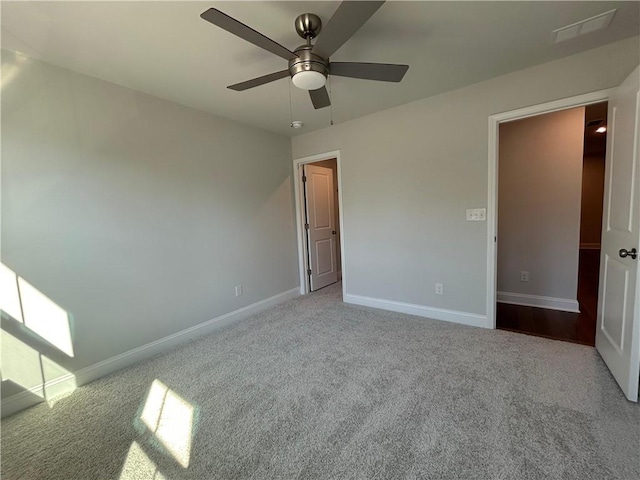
<box><xmin>495</xmin><ymin>102</ymin><xmax>608</xmax><ymax>346</ymax></box>
<box><xmin>293</xmin><ymin>151</ymin><xmax>345</xmax><ymax>295</ymax></box>
<box><xmin>303</xmin><ymin>159</ymin><xmax>341</xmax><ymax>291</ymax></box>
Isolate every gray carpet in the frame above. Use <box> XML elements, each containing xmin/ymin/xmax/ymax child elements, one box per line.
<box><xmin>2</xmin><ymin>283</ymin><xmax>639</xmax><ymax>480</ymax></box>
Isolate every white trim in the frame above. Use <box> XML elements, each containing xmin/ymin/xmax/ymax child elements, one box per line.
<box><xmin>344</xmin><ymin>293</ymin><xmax>489</xmax><ymax>329</ymax></box>
<box><xmin>292</xmin><ymin>150</ymin><xmax>346</xmax><ymax>297</ymax></box>
<box><xmin>487</xmin><ymin>117</ymin><xmax>498</xmax><ymax>328</ymax></box>
<box><xmin>631</xmin><ymin>231</ymin><xmax>640</xmax><ymax>401</ymax></box>
<box><xmin>497</xmin><ymin>291</ymin><xmax>580</xmax><ymax>313</ymax></box>
<box><xmin>580</xmin><ymin>243</ymin><xmax>602</xmax><ymax>250</ymax></box>
<box><xmin>1</xmin><ymin>391</ymin><xmax>45</xmax><ymax>418</ymax></box>
<box><xmin>1</xmin><ymin>373</ymin><xmax>77</xmax><ymax>418</ymax></box>
<box><xmin>74</xmin><ymin>287</ymin><xmax>299</xmax><ymax>384</ymax></box>
<box><xmin>487</xmin><ymin>89</ymin><xmax>613</xmax><ymax>329</ymax></box>
<box><xmin>1</xmin><ymin>287</ymin><xmax>299</xmax><ymax>418</ymax></box>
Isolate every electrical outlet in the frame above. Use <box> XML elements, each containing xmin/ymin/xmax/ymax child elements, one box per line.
<box><xmin>520</xmin><ymin>271</ymin><xmax>529</xmax><ymax>282</ymax></box>
<box><xmin>435</xmin><ymin>283</ymin><xmax>444</xmax><ymax>295</ymax></box>
<box><xmin>235</xmin><ymin>284</ymin><xmax>243</xmax><ymax>297</ymax></box>
<box><xmin>466</xmin><ymin>208</ymin><xmax>486</xmax><ymax>221</ymax></box>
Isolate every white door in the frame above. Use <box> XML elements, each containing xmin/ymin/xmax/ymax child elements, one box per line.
<box><xmin>596</xmin><ymin>66</ymin><xmax>640</xmax><ymax>402</ymax></box>
<box><xmin>304</xmin><ymin>164</ymin><xmax>338</xmax><ymax>291</ymax></box>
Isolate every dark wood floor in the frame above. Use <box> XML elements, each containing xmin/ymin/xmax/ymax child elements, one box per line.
<box><xmin>496</xmin><ymin>249</ymin><xmax>600</xmax><ymax>346</ymax></box>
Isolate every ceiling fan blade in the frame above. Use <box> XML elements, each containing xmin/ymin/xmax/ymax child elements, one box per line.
<box><xmin>201</xmin><ymin>8</ymin><xmax>296</xmax><ymax>61</ymax></box>
<box><xmin>330</xmin><ymin>62</ymin><xmax>409</xmax><ymax>82</ymax></box>
<box><xmin>228</xmin><ymin>70</ymin><xmax>290</xmax><ymax>91</ymax></box>
<box><xmin>312</xmin><ymin>1</ymin><xmax>385</xmax><ymax>58</ymax></box>
<box><xmin>309</xmin><ymin>87</ymin><xmax>331</xmax><ymax>109</ymax></box>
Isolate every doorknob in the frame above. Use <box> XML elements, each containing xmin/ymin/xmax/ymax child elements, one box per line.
<box><xmin>332</xmin><ymin>230</ymin><xmax>336</xmax><ymax>235</ymax></box>
<box><xmin>619</xmin><ymin>248</ymin><xmax>637</xmax><ymax>260</ymax></box>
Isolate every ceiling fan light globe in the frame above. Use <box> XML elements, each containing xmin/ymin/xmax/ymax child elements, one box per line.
<box><xmin>292</xmin><ymin>71</ymin><xmax>326</xmax><ymax>90</ymax></box>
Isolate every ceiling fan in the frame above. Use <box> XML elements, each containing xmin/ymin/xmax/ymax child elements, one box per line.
<box><xmin>200</xmin><ymin>1</ymin><xmax>409</xmax><ymax>109</ymax></box>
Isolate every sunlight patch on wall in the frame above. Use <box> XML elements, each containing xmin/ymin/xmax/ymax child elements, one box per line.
<box><xmin>140</xmin><ymin>379</ymin><xmax>195</xmax><ymax>468</ymax></box>
<box><xmin>1</xmin><ymin>330</ymin><xmax>42</xmax><ymax>395</ymax></box>
<box><xmin>119</xmin><ymin>441</ymin><xmax>167</xmax><ymax>480</ymax></box>
<box><xmin>0</xmin><ymin>263</ymin><xmax>24</xmax><ymax>322</ymax></box>
<box><xmin>0</xmin><ymin>263</ymin><xmax>74</xmax><ymax>358</ymax></box>
<box><xmin>18</xmin><ymin>277</ymin><xmax>74</xmax><ymax>357</ymax></box>
<box><xmin>0</xmin><ymin>330</ymin><xmax>76</xmax><ymax>404</ymax></box>
<box><xmin>1</xmin><ymin>51</ymin><xmax>28</xmax><ymax>90</ymax></box>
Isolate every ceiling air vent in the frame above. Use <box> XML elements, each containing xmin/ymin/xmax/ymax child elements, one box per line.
<box><xmin>553</xmin><ymin>9</ymin><xmax>616</xmax><ymax>43</ymax></box>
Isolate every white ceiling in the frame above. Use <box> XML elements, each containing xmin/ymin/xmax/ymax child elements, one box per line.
<box><xmin>2</xmin><ymin>1</ymin><xmax>639</xmax><ymax>137</ymax></box>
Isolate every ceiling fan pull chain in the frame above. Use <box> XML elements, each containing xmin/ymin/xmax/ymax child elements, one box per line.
<box><xmin>329</xmin><ymin>76</ymin><xmax>334</xmax><ymax>126</ymax></box>
<box><xmin>288</xmin><ymin>78</ymin><xmax>294</xmax><ymax>127</ymax></box>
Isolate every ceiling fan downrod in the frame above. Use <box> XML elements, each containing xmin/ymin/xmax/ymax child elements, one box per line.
<box><xmin>294</xmin><ymin>13</ymin><xmax>322</xmax><ymax>45</ymax></box>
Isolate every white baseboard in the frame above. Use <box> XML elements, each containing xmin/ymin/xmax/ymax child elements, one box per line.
<box><xmin>1</xmin><ymin>287</ymin><xmax>300</xmax><ymax>418</ymax></box>
<box><xmin>580</xmin><ymin>243</ymin><xmax>601</xmax><ymax>250</ymax></box>
<box><xmin>1</xmin><ymin>373</ymin><xmax>78</xmax><ymax>418</ymax></box>
<box><xmin>497</xmin><ymin>291</ymin><xmax>580</xmax><ymax>313</ymax></box>
<box><xmin>344</xmin><ymin>293</ymin><xmax>489</xmax><ymax>329</ymax></box>
<box><xmin>1</xmin><ymin>391</ymin><xmax>43</xmax><ymax>417</ymax></box>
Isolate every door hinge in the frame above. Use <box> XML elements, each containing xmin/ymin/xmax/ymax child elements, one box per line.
<box><xmin>307</xmin><ymin>268</ymin><xmax>312</xmax><ymax>275</ymax></box>
<box><xmin>302</xmin><ymin>175</ymin><xmax>307</xmax><ymax>183</ymax></box>
<box><xmin>305</xmin><ymin>223</ymin><xmax>310</xmax><ymax>230</ymax></box>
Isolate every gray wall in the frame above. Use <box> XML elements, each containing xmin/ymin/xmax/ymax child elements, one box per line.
<box><xmin>1</xmin><ymin>51</ymin><xmax>298</xmax><ymax>396</ymax></box>
<box><xmin>497</xmin><ymin>107</ymin><xmax>585</xmax><ymax>301</ymax></box>
<box><xmin>291</xmin><ymin>37</ymin><xmax>639</xmax><ymax>317</ymax></box>
<box><xmin>580</xmin><ymin>155</ymin><xmax>606</xmax><ymax>247</ymax></box>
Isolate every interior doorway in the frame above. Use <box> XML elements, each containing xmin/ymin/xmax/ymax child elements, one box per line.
<box><xmin>489</xmin><ymin>70</ymin><xmax>639</xmax><ymax>401</ymax></box>
<box><xmin>293</xmin><ymin>151</ymin><xmax>345</xmax><ymax>295</ymax></box>
<box><xmin>303</xmin><ymin>160</ymin><xmax>340</xmax><ymax>291</ymax></box>
<box><xmin>494</xmin><ymin>102</ymin><xmax>608</xmax><ymax>345</ymax></box>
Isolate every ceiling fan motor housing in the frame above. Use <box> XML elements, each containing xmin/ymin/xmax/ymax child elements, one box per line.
<box><xmin>294</xmin><ymin>13</ymin><xmax>322</xmax><ymax>40</ymax></box>
<box><xmin>288</xmin><ymin>45</ymin><xmax>329</xmax><ymax>84</ymax></box>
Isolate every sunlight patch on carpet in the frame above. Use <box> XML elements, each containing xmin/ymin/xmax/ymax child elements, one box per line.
<box><xmin>140</xmin><ymin>379</ymin><xmax>195</xmax><ymax>468</ymax></box>
<box><xmin>119</xmin><ymin>441</ymin><xmax>167</xmax><ymax>480</ymax></box>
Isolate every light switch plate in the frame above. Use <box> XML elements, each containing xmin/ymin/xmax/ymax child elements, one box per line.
<box><xmin>466</xmin><ymin>208</ymin><xmax>486</xmax><ymax>221</ymax></box>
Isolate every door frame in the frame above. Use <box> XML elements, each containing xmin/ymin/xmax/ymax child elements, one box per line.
<box><xmin>293</xmin><ymin>150</ymin><xmax>346</xmax><ymax>296</ymax></box>
<box><xmin>487</xmin><ymin>89</ymin><xmax>615</xmax><ymax>328</ymax></box>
